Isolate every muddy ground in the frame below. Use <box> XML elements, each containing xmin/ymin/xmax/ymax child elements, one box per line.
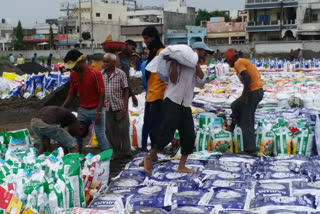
<box><xmin>0</xmin><ymin>77</ymin><xmax>146</xmax><ymax>180</ymax></box>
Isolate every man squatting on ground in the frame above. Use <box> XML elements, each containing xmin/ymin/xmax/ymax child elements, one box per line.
<box><xmin>224</xmin><ymin>48</ymin><xmax>264</xmax><ymax>155</ymax></box>
<box><xmin>143</xmin><ymin>42</ymin><xmax>211</xmax><ymax>175</ymax></box>
<box><xmin>62</xmin><ymin>49</ymin><xmax>109</xmax><ymax>152</ymax></box>
<box><xmin>31</xmin><ymin>106</ymin><xmax>89</xmax><ymax>155</ymax></box>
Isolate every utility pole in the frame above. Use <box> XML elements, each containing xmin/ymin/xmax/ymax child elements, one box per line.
<box><xmin>90</xmin><ymin>0</ymin><xmax>94</xmax><ymax>51</ymax></box>
<box><xmin>79</xmin><ymin>0</ymin><xmax>82</xmax><ymax>47</ymax></box>
<box><xmin>66</xmin><ymin>2</ymin><xmax>69</xmax><ymax>47</ymax></box>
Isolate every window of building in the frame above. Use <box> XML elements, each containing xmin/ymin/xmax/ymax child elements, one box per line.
<box><xmin>313</xmin><ymin>14</ymin><xmax>318</xmax><ymax>22</ymax></box>
<box><xmin>77</xmin><ymin>26</ymin><xmax>80</xmax><ymax>33</ymax></box>
<box><xmin>129</xmin><ymin>16</ymin><xmax>133</xmax><ymax>19</ymax></box>
<box><xmin>108</xmin><ymin>14</ymin><xmax>112</xmax><ymax>20</ymax></box>
<box><xmin>96</xmin><ymin>13</ymin><xmax>100</xmax><ymax>17</ymax></box>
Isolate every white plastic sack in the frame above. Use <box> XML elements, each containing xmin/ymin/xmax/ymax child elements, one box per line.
<box><xmin>157</xmin><ymin>44</ymin><xmax>199</xmax><ymax>83</ymax></box>
<box><xmin>145</xmin><ymin>56</ymin><xmax>160</xmax><ymax>73</ymax></box>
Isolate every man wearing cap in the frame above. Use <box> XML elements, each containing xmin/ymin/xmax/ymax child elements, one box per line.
<box><xmin>224</xmin><ymin>48</ymin><xmax>264</xmax><ymax>156</ymax></box>
<box><xmin>62</xmin><ymin>49</ymin><xmax>109</xmax><ymax>151</ymax></box>
<box><xmin>143</xmin><ymin>42</ymin><xmax>209</xmax><ymax>175</ymax></box>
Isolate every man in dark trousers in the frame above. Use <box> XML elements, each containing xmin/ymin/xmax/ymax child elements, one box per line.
<box><xmin>47</xmin><ymin>53</ymin><xmax>53</xmax><ymax>67</ymax></box>
<box><xmin>102</xmin><ymin>53</ymin><xmax>131</xmax><ymax>158</ymax></box>
<box><xmin>143</xmin><ymin>42</ymin><xmax>209</xmax><ymax>175</ymax></box>
<box><xmin>62</xmin><ymin>49</ymin><xmax>109</xmax><ymax>151</ymax></box>
<box><xmin>118</xmin><ymin>40</ymin><xmax>138</xmax><ymax>107</ymax></box>
<box><xmin>224</xmin><ymin>48</ymin><xmax>264</xmax><ymax>156</ymax></box>
<box><xmin>32</xmin><ymin>53</ymin><xmax>37</xmax><ymax>63</ymax></box>
<box><xmin>31</xmin><ymin>106</ymin><xmax>88</xmax><ymax>155</ymax></box>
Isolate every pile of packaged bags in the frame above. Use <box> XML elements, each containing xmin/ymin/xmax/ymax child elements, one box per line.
<box><xmin>0</xmin><ymin>129</ymin><xmax>112</xmax><ymax>214</ymax></box>
<box><xmin>193</xmin><ymin>108</ymin><xmax>320</xmax><ymax>157</ymax></box>
<box><xmin>251</xmin><ymin>58</ymin><xmax>320</xmax><ymax>72</ymax></box>
<box><xmin>193</xmin><ymin>72</ymin><xmax>320</xmax><ymax>109</ymax></box>
<box><xmin>0</xmin><ymin>71</ymin><xmax>69</xmax><ymax>99</ymax></box>
<box><xmin>85</xmin><ymin>152</ymin><xmax>320</xmax><ymax>213</ymax></box>
<box><xmin>213</xmin><ymin>58</ymin><xmax>320</xmax><ymax>72</ymax></box>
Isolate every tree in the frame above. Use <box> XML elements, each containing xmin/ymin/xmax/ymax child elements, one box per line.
<box><xmin>236</xmin><ymin>16</ymin><xmax>243</xmax><ymax>22</ymax></box>
<box><xmin>12</xmin><ymin>21</ymin><xmax>25</xmax><ymax>50</ymax></box>
<box><xmin>49</xmin><ymin>25</ymin><xmax>54</xmax><ymax>50</ymax></box>
<box><xmin>196</xmin><ymin>10</ymin><xmax>231</xmax><ymax>26</ymax></box>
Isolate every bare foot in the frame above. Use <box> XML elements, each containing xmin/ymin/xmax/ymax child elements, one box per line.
<box><xmin>177</xmin><ymin>166</ymin><xmax>196</xmax><ymax>174</ymax></box>
<box><xmin>144</xmin><ymin>156</ymin><xmax>153</xmax><ymax>176</ymax></box>
<box><xmin>139</xmin><ymin>155</ymin><xmax>159</xmax><ymax>166</ymax></box>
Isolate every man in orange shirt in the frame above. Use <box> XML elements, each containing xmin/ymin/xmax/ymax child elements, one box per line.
<box><xmin>225</xmin><ymin>48</ymin><xmax>264</xmax><ymax>156</ymax></box>
<box><xmin>141</xmin><ymin>26</ymin><xmax>167</xmax><ymax>152</ymax></box>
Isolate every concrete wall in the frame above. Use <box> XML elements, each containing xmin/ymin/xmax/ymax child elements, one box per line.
<box><xmin>206</xmin><ymin>41</ymin><xmax>320</xmax><ymax>54</ymax></box>
<box><xmin>206</xmin><ymin>43</ymin><xmax>253</xmax><ymax>54</ymax></box>
<box><xmin>163</xmin><ymin>7</ymin><xmax>195</xmax><ymax>44</ymax></box>
<box><xmin>2</xmin><ymin>41</ymin><xmax>320</xmax><ymax>59</ymax></box>
<box><xmin>303</xmin><ymin>41</ymin><xmax>320</xmax><ymax>52</ymax></box>
<box><xmin>255</xmin><ymin>42</ymin><xmax>303</xmax><ymax>53</ymax></box>
<box><xmin>0</xmin><ymin>49</ymin><xmax>104</xmax><ymax>59</ymax></box>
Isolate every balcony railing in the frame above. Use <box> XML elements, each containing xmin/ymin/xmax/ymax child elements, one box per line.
<box><xmin>246</xmin><ymin>0</ymin><xmax>296</xmax><ymax>4</ymax></box>
<box><xmin>247</xmin><ymin>19</ymin><xmax>297</xmax><ymax>26</ymax></box>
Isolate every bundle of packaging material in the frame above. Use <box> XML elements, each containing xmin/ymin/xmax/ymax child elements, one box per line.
<box><xmin>212</xmin><ymin>58</ymin><xmax>320</xmax><ymax>72</ymax></box>
<box><xmin>251</xmin><ymin>58</ymin><xmax>320</xmax><ymax>72</ymax></box>
<box><xmin>127</xmin><ymin>93</ymin><xmax>148</xmax><ymax>149</ymax></box>
<box><xmin>87</xmin><ymin>151</ymin><xmax>320</xmax><ymax>213</ymax></box>
<box><xmin>192</xmin><ymin>108</ymin><xmax>320</xmax><ymax>157</ymax></box>
<box><xmin>0</xmin><ymin>71</ymin><xmax>70</xmax><ymax>100</ymax></box>
<box><xmin>193</xmin><ymin>72</ymin><xmax>320</xmax><ymax>109</ymax></box>
<box><xmin>0</xmin><ymin>129</ymin><xmax>112</xmax><ymax>214</ymax></box>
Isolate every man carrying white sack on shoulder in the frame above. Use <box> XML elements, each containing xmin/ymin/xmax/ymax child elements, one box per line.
<box><xmin>143</xmin><ymin>42</ymin><xmax>211</xmax><ymax>175</ymax></box>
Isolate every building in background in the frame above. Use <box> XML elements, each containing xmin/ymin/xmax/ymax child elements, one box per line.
<box><xmin>23</xmin><ymin>23</ymin><xmax>58</xmax><ymax>50</ymax></box>
<box><xmin>206</xmin><ymin>14</ymin><xmax>248</xmax><ymax>45</ymax></box>
<box><xmin>0</xmin><ymin>19</ymin><xmax>13</xmax><ymax>51</ymax></box>
<box><xmin>246</xmin><ymin>0</ymin><xmax>320</xmax><ymax>41</ymax></box>
<box><xmin>166</xmin><ymin>0</ymin><xmax>187</xmax><ymax>13</ymax></box>
<box><xmin>58</xmin><ymin>0</ymin><xmax>127</xmax><ymax>48</ymax></box>
<box><xmin>297</xmin><ymin>0</ymin><xmax>320</xmax><ymax>40</ymax></box>
<box><xmin>121</xmin><ymin>0</ymin><xmax>195</xmax><ymax>45</ymax></box>
<box><xmin>167</xmin><ymin>26</ymin><xmax>206</xmax><ymax>45</ymax></box>
<box><xmin>246</xmin><ymin>0</ymin><xmax>298</xmax><ymax>41</ymax></box>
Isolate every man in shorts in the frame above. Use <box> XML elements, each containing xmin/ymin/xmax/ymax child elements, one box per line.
<box><xmin>31</xmin><ymin>106</ymin><xmax>88</xmax><ymax>155</ymax></box>
<box><xmin>143</xmin><ymin>42</ymin><xmax>209</xmax><ymax>175</ymax></box>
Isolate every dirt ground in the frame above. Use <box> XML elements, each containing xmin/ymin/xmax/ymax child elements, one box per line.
<box><xmin>0</xmin><ymin>77</ymin><xmax>146</xmax><ymax>180</ymax></box>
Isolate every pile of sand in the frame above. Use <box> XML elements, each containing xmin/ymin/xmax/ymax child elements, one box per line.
<box><xmin>0</xmin><ymin>60</ymin><xmax>24</xmax><ymax>76</ymax></box>
<box><xmin>17</xmin><ymin>62</ymin><xmax>50</xmax><ymax>75</ymax></box>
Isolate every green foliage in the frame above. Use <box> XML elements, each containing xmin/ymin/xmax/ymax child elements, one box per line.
<box><xmin>12</xmin><ymin>21</ymin><xmax>25</xmax><ymax>50</ymax></box>
<box><xmin>49</xmin><ymin>25</ymin><xmax>54</xmax><ymax>50</ymax></box>
<box><xmin>236</xmin><ymin>16</ymin><xmax>243</xmax><ymax>22</ymax></box>
<box><xmin>196</xmin><ymin>10</ymin><xmax>231</xmax><ymax>25</ymax></box>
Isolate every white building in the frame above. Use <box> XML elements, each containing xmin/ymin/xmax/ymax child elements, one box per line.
<box><xmin>246</xmin><ymin>0</ymin><xmax>320</xmax><ymax>41</ymax></box>
<box><xmin>166</xmin><ymin>0</ymin><xmax>187</xmax><ymax>13</ymax></box>
<box><xmin>58</xmin><ymin>0</ymin><xmax>127</xmax><ymax>48</ymax></box>
<box><xmin>0</xmin><ymin>19</ymin><xmax>13</xmax><ymax>51</ymax></box>
<box><xmin>35</xmin><ymin>23</ymin><xmax>58</xmax><ymax>35</ymax></box>
<box><xmin>127</xmin><ymin>9</ymin><xmax>163</xmax><ymax>26</ymax></box>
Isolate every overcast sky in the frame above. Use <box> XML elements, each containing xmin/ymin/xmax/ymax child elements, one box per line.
<box><xmin>0</xmin><ymin>0</ymin><xmax>244</xmax><ymax>28</ymax></box>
